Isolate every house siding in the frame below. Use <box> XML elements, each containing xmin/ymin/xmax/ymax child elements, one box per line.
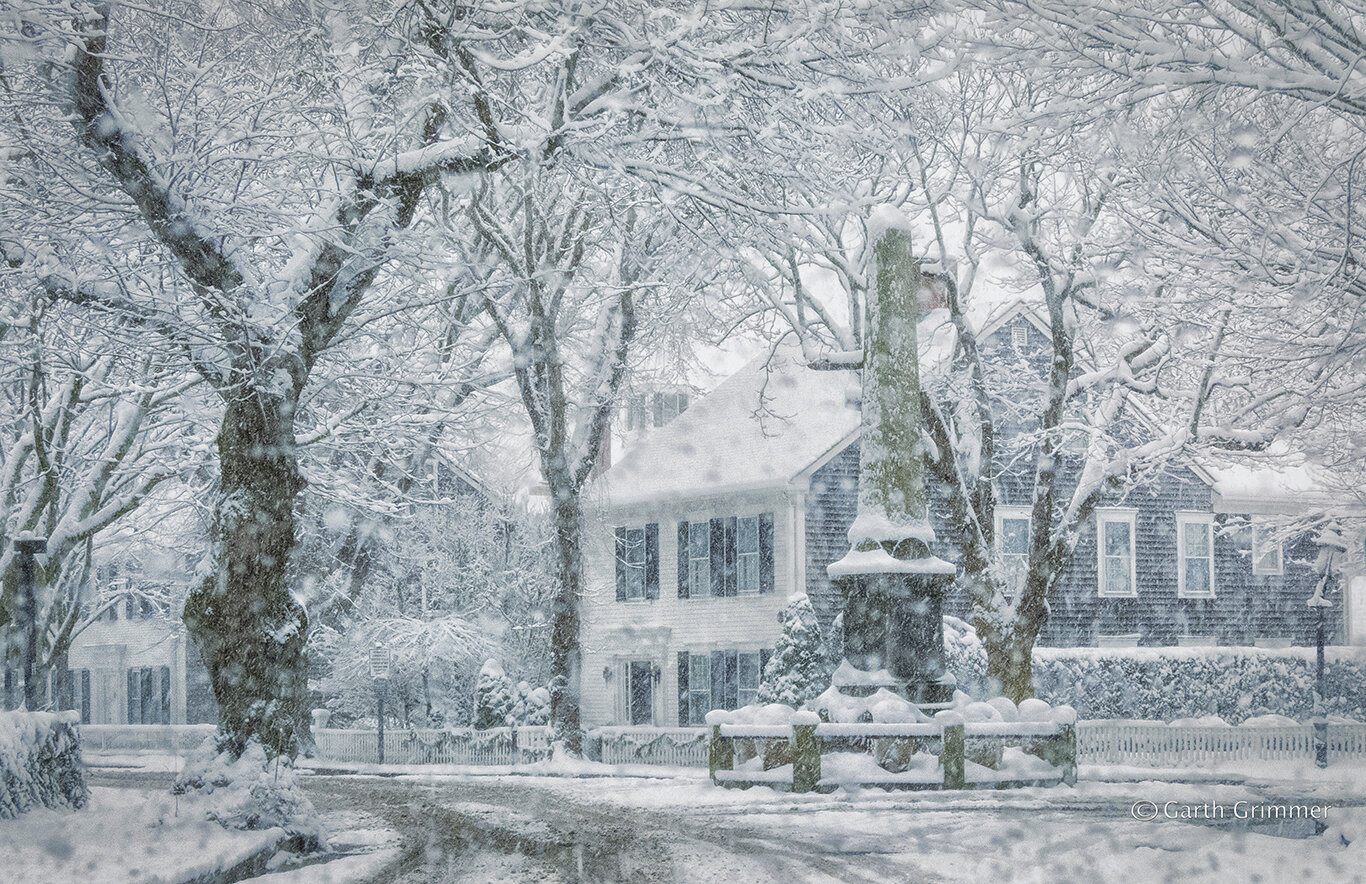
<box><xmin>801</xmin><ymin>440</ymin><xmax>1341</xmax><ymax>648</ymax></box>
<box><xmin>581</xmin><ymin>490</ymin><xmax>796</xmax><ymax>727</ymax></box>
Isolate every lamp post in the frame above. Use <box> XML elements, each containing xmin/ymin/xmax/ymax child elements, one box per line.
<box><xmin>1307</xmin><ymin>523</ymin><xmax>1345</xmax><ymax>769</ymax></box>
<box><xmin>369</xmin><ymin>644</ymin><xmax>392</xmax><ymax>764</ymax></box>
<box><xmin>13</xmin><ymin>534</ymin><xmax>47</xmax><ymax>710</ymax></box>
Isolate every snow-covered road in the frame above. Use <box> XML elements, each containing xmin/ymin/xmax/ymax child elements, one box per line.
<box><xmin>298</xmin><ymin>773</ymin><xmax>1366</xmax><ymax>883</ymax></box>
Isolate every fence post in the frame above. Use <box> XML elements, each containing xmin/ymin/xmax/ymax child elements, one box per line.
<box><xmin>940</xmin><ymin>713</ymin><xmax>965</xmax><ymax>789</ymax></box>
<box><xmin>709</xmin><ymin>724</ymin><xmax>732</xmax><ymax>784</ymax></box>
<box><xmin>1059</xmin><ymin>722</ymin><xmax>1077</xmax><ymax>786</ymax></box>
<box><xmin>792</xmin><ymin>714</ymin><xmax>821</xmax><ymax>793</ymax></box>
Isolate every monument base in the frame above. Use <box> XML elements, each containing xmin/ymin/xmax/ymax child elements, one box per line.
<box><xmin>833</xmin><ymin>567</ymin><xmax>956</xmax><ymax>711</ymax></box>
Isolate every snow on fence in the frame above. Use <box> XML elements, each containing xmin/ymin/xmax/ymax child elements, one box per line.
<box><xmin>311</xmin><ymin>726</ymin><xmax>554</xmax><ymax>765</ymax></box>
<box><xmin>1</xmin><ymin>711</ymin><xmax>88</xmax><ymax>819</ymax></box>
<box><xmin>1076</xmin><ymin>721</ymin><xmax>1366</xmax><ymax>766</ymax></box>
<box><xmin>592</xmin><ymin>726</ymin><xmax>709</xmax><ymax>766</ymax></box>
<box><xmin>708</xmin><ymin>715</ymin><xmax>1077</xmax><ymax>792</ymax></box>
<box><xmin>79</xmin><ymin>724</ymin><xmax>217</xmax><ymax>754</ymax></box>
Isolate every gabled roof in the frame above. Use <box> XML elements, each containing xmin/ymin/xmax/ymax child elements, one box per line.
<box><xmin>598</xmin><ymin>344</ymin><xmax>861</xmax><ymax>507</ymax></box>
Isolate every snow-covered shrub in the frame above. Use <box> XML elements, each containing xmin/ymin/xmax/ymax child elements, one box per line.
<box><xmin>942</xmin><ymin>615</ymin><xmax>991</xmax><ymax>697</ymax></box>
<box><xmin>0</xmin><ymin>711</ymin><xmax>87</xmax><ymax>819</ymax></box>
<box><xmin>474</xmin><ymin>659</ymin><xmax>514</xmax><ymax>728</ymax></box>
<box><xmin>940</xmin><ymin>615</ymin><xmax>1366</xmax><ymax>723</ymax></box>
<box><xmin>509</xmin><ymin>681</ymin><xmax>550</xmax><ymax>726</ymax></box>
<box><xmin>1032</xmin><ymin>646</ymin><xmax>1366</xmax><ymax>723</ymax></box>
<box><xmin>758</xmin><ymin>593</ymin><xmax>834</xmax><ymax>707</ymax></box>
<box><xmin>173</xmin><ymin>736</ymin><xmax>323</xmax><ymax>847</ymax></box>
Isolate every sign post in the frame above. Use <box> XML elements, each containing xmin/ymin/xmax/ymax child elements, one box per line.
<box><xmin>369</xmin><ymin>644</ymin><xmax>392</xmax><ymax>764</ymax></box>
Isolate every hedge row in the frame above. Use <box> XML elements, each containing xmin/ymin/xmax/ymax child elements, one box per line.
<box><xmin>942</xmin><ymin>618</ymin><xmax>1366</xmax><ymax>723</ymax></box>
<box><xmin>0</xmin><ymin>711</ymin><xmax>88</xmax><ymax>819</ymax></box>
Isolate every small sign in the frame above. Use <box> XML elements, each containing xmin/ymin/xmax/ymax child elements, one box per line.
<box><xmin>369</xmin><ymin>646</ymin><xmax>392</xmax><ymax>680</ymax></box>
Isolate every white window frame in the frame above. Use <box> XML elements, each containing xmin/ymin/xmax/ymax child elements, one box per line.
<box><xmin>995</xmin><ymin>506</ymin><xmax>1032</xmax><ymax>599</ymax></box>
<box><xmin>1252</xmin><ymin>520</ymin><xmax>1284</xmax><ymax>576</ymax></box>
<box><xmin>688</xmin><ymin>520</ymin><xmax>710</xmax><ymax>598</ymax></box>
<box><xmin>1176</xmin><ymin>512</ymin><xmax>1216</xmax><ymax>599</ymax></box>
<box><xmin>1096</xmin><ymin>508</ymin><xmax>1138</xmax><ymax>598</ymax></box>
<box><xmin>622</xmin><ymin>528</ymin><xmax>647</xmax><ymax>600</ymax></box>
<box><xmin>736</xmin><ymin>515</ymin><xmax>760</xmax><ymax>593</ymax></box>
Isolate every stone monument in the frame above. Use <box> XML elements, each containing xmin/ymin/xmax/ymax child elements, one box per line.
<box><xmin>827</xmin><ymin>219</ymin><xmax>957</xmax><ymax>707</ymax></box>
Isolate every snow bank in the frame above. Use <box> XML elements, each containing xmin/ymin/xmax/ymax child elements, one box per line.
<box><xmin>0</xmin><ymin>710</ymin><xmax>87</xmax><ymax>819</ymax></box>
<box><xmin>173</xmin><ymin>737</ymin><xmax>324</xmax><ymax>847</ymax></box>
<box><xmin>810</xmin><ymin>685</ymin><xmax>931</xmax><ymax>724</ymax></box>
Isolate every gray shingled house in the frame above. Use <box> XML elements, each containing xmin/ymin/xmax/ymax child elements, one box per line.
<box><xmin>578</xmin><ymin>305</ymin><xmax>1358</xmax><ymax>728</ymax></box>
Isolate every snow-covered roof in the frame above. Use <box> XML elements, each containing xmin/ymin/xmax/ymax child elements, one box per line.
<box><xmin>598</xmin><ymin>345</ymin><xmax>862</xmax><ymax>507</ymax></box>
<box><xmin>597</xmin><ymin>313</ymin><xmax>957</xmax><ymax>508</ymax></box>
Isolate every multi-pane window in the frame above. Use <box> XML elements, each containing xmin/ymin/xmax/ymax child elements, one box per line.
<box><xmin>688</xmin><ymin>521</ymin><xmax>710</xmax><ymax>598</ymax></box>
<box><xmin>676</xmin><ymin>513</ymin><xmax>774</xmax><ymax>598</ymax></box>
<box><xmin>737</xmin><ymin>516</ymin><xmax>760</xmax><ymax>593</ymax></box>
<box><xmin>623</xmin><ymin>529</ymin><xmax>645</xmax><ymax>598</ymax></box>
<box><xmin>688</xmin><ymin>654</ymin><xmax>711</xmax><ymax>727</ymax></box>
<box><xmin>614</xmin><ymin>524</ymin><xmax>659</xmax><ymax>601</ymax></box>
<box><xmin>1177</xmin><ymin>514</ymin><xmax>1215</xmax><ymax>598</ymax></box>
<box><xmin>737</xmin><ymin>652</ymin><xmax>761</xmax><ymax>707</ymax></box>
<box><xmin>127</xmin><ymin>666</ymin><xmax>171</xmax><ymax>724</ymax></box>
<box><xmin>1252</xmin><ymin>522</ymin><xmax>1283</xmax><ymax>575</ymax></box>
<box><xmin>678</xmin><ymin>650</ymin><xmax>767</xmax><ymax>725</ymax></box>
<box><xmin>996</xmin><ymin>507</ymin><xmax>1031</xmax><ymax>598</ymax></box>
<box><xmin>1097</xmin><ymin>510</ymin><xmax>1137</xmax><ymax>597</ymax></box>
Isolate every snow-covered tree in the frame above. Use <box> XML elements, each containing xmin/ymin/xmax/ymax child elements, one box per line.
<box><xmin>758</xmin><ymin>594</ymin><xmax>832</xmax><ymax>707</ymax></box>
<box><xmin>474</xmin><ymin>659</ymin><xmax>514</xmax><ymax>730</ymax></box>
<box><xmin>509</xmin><ymin>681</ymin><xmax>551</xmax><ymax>727</ymax></box>
<box><xmin>0</xmin><ymin>296</ymin><xmax>200</xmax><ymax>710</ymax></box>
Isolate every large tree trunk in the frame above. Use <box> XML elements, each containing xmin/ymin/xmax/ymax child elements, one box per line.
<box><xmin>183</xmin><ymin>389</ymin><xmax>310</xmax><ymax>759</ymax></box>
<box><xmin>546</xmin><ymin>483</ymin><xmax>583</xmax><ymax>755</ymax></box>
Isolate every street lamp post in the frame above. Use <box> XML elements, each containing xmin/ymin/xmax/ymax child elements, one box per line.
<box><xmin>369</xmin><ymin>644</ymin><xmax>392</xmax><ymax>764</ymax></box>
<box><xmin>1307</xmin><ymin>524</ymin><xmax>1345</xmax><ymax>769</ymax></box>
<box><xmin>13</xmin><ymin>534</ymin><xmax>48</xmax><ymax>711</ymax></box>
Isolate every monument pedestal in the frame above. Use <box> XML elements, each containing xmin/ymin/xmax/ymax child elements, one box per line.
<box><xmin>833</xmin><ymin>569</ymin><xmax>956</xmax><ymax>707</ymax></box>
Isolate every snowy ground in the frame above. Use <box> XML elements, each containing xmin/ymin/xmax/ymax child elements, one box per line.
<box><xmin>11</xmin><ymin>758</ymin><xmax>1363</xmax><ymax>883</ymax></box>
<box><xmin>296</xmin><ymin>766</ymin><xmax>1366</xmax><ymax>883</ymax></box>
<box><xmin>0</xmin><ymin>786</ymin><xmax>283</xmax><ymax>884</ymax></box>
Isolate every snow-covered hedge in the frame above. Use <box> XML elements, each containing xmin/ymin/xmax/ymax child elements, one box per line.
<box><xmin>941</xmin><ymin>617</ymin><xmax>1366</xmax><ymax>723</ymax></box>
<box><xmin>0</xmin><ymin>711</ymin><xmax>88</xmax><ymax>819</ymax></box>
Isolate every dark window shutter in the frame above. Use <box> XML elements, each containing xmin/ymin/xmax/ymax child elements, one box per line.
<box><xmin>724</xmin><ymin>517</ymin><xmax>738</xmax><ymax>596</ymax></box>
<box><xmin>724</xmin><ymin>651</ymin><xmax>739</xmax><ymax>709</ymax></box>
<box><xmin>759</xmin><ymin>648</ymin><xmax>772</xmax><ymax>682</ymax></box>
<box><xmin>759</xmin><ymin>512</ymin><xmax>775</xmax><ymax>594</ymax></box>
<box><xmin>710</xmin><ymin>650</ymin><xmax>725</xmax><ymax>711</ymax></box>
<box><xmin>614</xmin><ymin>527</ymin><xmax>627</xmax><ymax>601</ymax></box>
<box><xmin>80</xmin><ymin>670</ymin><xmax>91</xmax><ymax>724</ymax></box>
<box><xmin>677</xmin><ymin>522</ymin><xmax>690</xmax><ymax>598</ymax></box>
<box><xmin>127</xmin><ymin>669</ymin><xmax>139</xmax><ymax>724</ymax></box>
<box><xmin>678</xmin><ymin>393</ymin><xmax>689</xmax><ymax>414</ymax></box>
<box><xmin>141</xmin><ymin>668</ymin><xmax>154</xmax><ymax>725</ymax></box>
<box><xmin>677</xmin><ymin>653</ymin><xmax>690</xmax><ymax>726</ymax></box>
<box><xmin>160</xmin><ymin>666</ymin><xmax>172</xmax><ymax>724</ymax></box>
<box><xmin>645</xmin><ymin>523</ymin><xmax>660</xmax><ymax>599</ymax></box>
<box><xmin>709</xmin><ymin>519</ymin><xmax>725</xmax><ymax>596</ymax></box>
<box><xmin>653</xmin><ymin>393</ymin><xmax>664</xmax><ymax>427</ymax></box>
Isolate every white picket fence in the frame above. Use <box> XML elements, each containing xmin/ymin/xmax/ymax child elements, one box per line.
<box><xmin>312</xmin><ymin>726</ymin><xmax>554</xmax><ymax>765</ymax></box>
<box><xmin>74</xmin><ymin>721</ymin><xmax>1366</xmax><ymax>770</ymax></box>
<box><xmin>79</xmin><ymin>724</ymin><xmax>216</xmax><ymax>753</ymax></box>
<box><xmin>1076</xmin><ymin>721</ymin><xmax>1366</xmax><ymax>766</ymax></box>
<box><xmin>593</xmin><ymin>726</ymin><xmax>709</xmax><ymax>766</ymax></box>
